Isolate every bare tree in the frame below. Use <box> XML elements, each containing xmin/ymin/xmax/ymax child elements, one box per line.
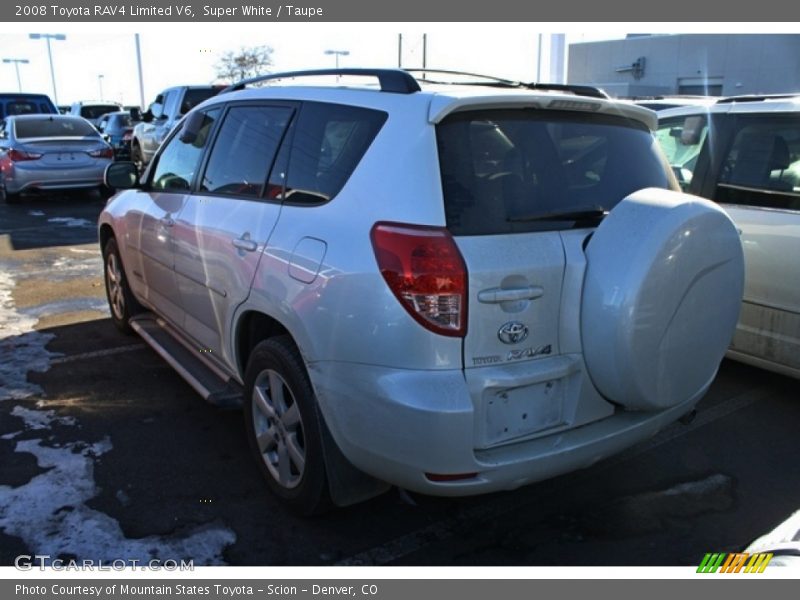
<box><xmin>214</xmin><ymin>45</ymin><xmax>274</xmax><ymax>83</ymax></box>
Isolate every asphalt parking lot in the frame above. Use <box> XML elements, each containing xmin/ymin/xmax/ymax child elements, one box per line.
<box><xmin>1</xmin><ymin>192</ymin><xmax>799</xmax><ymax>567</ymax></box>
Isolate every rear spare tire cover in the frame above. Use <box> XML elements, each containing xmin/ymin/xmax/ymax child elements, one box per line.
<box><xmin>581</xmin><ymin>188</ymin><xmax>744</xmax><ymax>411</ymax></box>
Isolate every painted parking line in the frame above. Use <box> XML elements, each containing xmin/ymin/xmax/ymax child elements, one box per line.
<box><xmin>49</xmin><ymin>343</ymin><xmax>147</xmax><ymax>366</ymax></box>
<box><xmin>336</xmin><ymin>385</ymin><xmax>774</xmax><ymax>566</ymax></box>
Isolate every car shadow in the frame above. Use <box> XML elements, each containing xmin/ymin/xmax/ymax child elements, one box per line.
<box><xmin>0</xmin><ymin>191</ymin><xmax>106</xmax><ymax>251</ymax></box>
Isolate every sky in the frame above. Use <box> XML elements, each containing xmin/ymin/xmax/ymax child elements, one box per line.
<box><xmin>0</xmin><ymin>23</ymin><xmax>794</xmax><ymax>109</ymax></box>
<box><xmin>0</xmin><ymin>23</ymin><xmax>635</xmax><ymax>107</ymax></box>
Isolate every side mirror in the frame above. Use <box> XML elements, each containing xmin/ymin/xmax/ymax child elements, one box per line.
<box><xmin>129</xmin><ymin>107</ymin><xmax>141</xmax><ymax>121</ymax></box>
<box><xmin>105</xmin><ymin>162</ymin><xmax>139</xmax><ymax>189</ymax></box>
<box><xmin>141</xmin><ymin>109</ymin><xmax>154</xmax><ymax>123</ymax></box>
<box><xmin>680</xmin><ymin>116</ymin><xmax>706</xmax><ymax>146</ymax></box>
<box><xmin>178</xmin><ymin>111</ymin><xmax>206</xmax><ymax>145</ymax></box>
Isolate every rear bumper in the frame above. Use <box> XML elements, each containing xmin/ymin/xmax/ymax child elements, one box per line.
<box><xmin>309</xmin><ymin>360</ymin><xmax>707</xmax><ymax>496</ymax></box>
<box><xmin>5</xmin><ymin>163</ymin><xmax>109</xmax><ymax>193</ymax></box>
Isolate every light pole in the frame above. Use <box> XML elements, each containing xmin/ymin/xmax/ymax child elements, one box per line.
<box><xmin>29</xmin><ymin>33</ymin><xmax>66</xmax><ymax>105</ymax></box>
<box><xmin>2</xmin><ymin>58</ymin><xmax>29</xmax><ymax>92</ymax></box>
<box><xmin>98</xmin><ymin>74</ymin><xmax>104</xmax><ymax>100</ymax></box>
<box><xmin>324</xmin><ymin>49</ymin><xmax>350</xmax><ymax>69</ymax></box>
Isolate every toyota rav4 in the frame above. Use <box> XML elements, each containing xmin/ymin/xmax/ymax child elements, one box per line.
<box><xmin>99</xmin><ymin>68</ymin><xmax>745</xmax><ymax>514</ymax></box>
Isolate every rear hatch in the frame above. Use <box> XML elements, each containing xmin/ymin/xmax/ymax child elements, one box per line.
<box><xmin>435</xmin><ymin>106</ymin><xmax>675</xmax><ymax>447</ymax></box>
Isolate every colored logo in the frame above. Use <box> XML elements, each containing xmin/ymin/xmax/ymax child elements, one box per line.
<box><xmin>697</xmin><ymin>552</ymin><xmax>773</xmax><ymax>573</ymax></box>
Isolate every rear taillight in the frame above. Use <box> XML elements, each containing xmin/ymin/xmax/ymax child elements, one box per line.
<box><xmin>89</xmin><ymin>147</ymin><xmax>114</xmax><ymax>159</ymax></box>
<box><xmin>7</xmin><ymin>149</ymin><xmax>42</xmax><ymax>162</ymax></box>
<box><xmin>371</xmin><ymin>222</ymin><xmax>467</xmax><ymax>337</ymax></box>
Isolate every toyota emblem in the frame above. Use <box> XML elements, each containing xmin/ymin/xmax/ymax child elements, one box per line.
<box><xmin>498</xmin><ymin>321</ymin><xmax>529</xmax><ymax>345</ymax></box>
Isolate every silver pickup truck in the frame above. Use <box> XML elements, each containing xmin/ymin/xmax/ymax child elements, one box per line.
<box><xmin>130</xmin><ymin>85</ymin><xmax>223</xmax><ymax>172</ymax></box>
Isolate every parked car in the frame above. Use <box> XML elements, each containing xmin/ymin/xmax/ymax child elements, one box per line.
<box><xmin>632</xmin><ymin>95</ymin><xmax>718</xmax><ymax>112</ymax></box>
<box><xmin>0</xmin><ymin>93</ymin><xmax>58</xmax><ymax>119</ymax></box>
<box><xmin>131</xmin><ymin>85</ymin><xmax>224</xmax><ymax>172</ymax></box>
<box><xmin>100</xmin><ymin>68</ymin><xmax>744</xmax><ymax>514</ymax></box>
<box><xmin>69</xmin><ymin>101</ymin><xmax>124</xmax><ymax>127</ymax></box>
<box><xmin>656</xmin><ymin>95</ymin><xmax>800</xmax><ymax>379</ymax></box>
<box><xmin>96</xmin><ymin>111</ymin><xmax>138</xmax><ymax>159</ymax></box>
<box><xmin>0</xmin><ymin>114</ymin><xmax>114</xmax><ymax>203</ymax></box>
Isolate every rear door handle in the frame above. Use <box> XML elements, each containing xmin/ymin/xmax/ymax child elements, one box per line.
<box><xmin>232</xmin><ymin>236</ymin><xmax>258</xmax><ymax>252</ymax></box>
<box><xmin>478</xmin><ymin>286</ymin><xmax>544</xmax><ymax>304</ymax></box>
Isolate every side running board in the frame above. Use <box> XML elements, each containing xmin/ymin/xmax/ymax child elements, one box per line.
<box><xmin>129</xmin><ymin>313</ymin><xmax>243</xmax><ymax>409</ymax></box>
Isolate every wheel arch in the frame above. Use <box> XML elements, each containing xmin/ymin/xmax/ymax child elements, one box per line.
<box><xmin>234</xmin><ymin>309</ymin><xmax>292</xmax><ymax>380</ymax></box>
<box><xmin>235</xmin><ymin>309</ymin><xmax>391</xmax><ymax>508</ymax></box>
<box><xmin>99</xmin><ymin>223</ymin><xmax>115</xmax><ymax>251</ymax></box>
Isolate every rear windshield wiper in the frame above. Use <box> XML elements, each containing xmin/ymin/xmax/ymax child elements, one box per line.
<box><xmin>507</xmin><ymin>206</ymin><xmax>608</xmax><ymax>223</ymax></box>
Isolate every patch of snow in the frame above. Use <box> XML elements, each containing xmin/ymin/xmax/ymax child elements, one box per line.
<box><xmin>17</xmin><ymin>255</ymin><xmax>103</xmax><ymax>280</ymax></box>
<box><xmin>11</xmin><ymin>405</ymin><xmax>76</xmax><ymax>430</ymax></box>
<box><xmin>47</xmin><ymin>217</ymin><xmax>94</xmax><ymax>228</ymax></box>
<box><xmin>1</xmin><ymin>431</ymin><xmax>22</xmax><ymax>440</ymax></box>
<box><xmin>747</xmin><ymin>508</ymin><xmax>800</xmax><ymax>553</ymax></box>
<box><xmin>0</xmin><ymin>438</ymin><xmax>236</xmax><ymax>564</ymax></box>
<box><xmin>1</xmin><ymin>255</ymin><xmax>236</xmax><ymax>565</ymax></box>
<box><xmin>28</xmin><ymin>211</ymin><xmax>45</xmax><ymax>217</ymax></box>
<box><xmin>0</xmin><ymin>271</ymin><xmax>58</xmax><ymax>401</ymax></box>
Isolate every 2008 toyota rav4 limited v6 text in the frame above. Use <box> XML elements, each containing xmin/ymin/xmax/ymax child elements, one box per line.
<box><xmin>99</xmin><ymin>69</ymin><xmax>745</xmax><ymax>514</ymax></box>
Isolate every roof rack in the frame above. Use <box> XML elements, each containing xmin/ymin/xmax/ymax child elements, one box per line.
<box><xmin>221</xmin><ymin>68</ymin><xmax>421</xmax><ymax>95</ymax></box>
<box><xmin>717</xmin><ymin>93</ymin><xmax>800</xmax><ymax>104</ymax></box>
<box><xmin>404</xmin><ymin>69</ymin><xmax>608</xmax><ymax>99</ymax></box>
<box><xmin>222</xmin><ymin>67</ymin><xmax>610</xmax><ymax>100</ymax></box>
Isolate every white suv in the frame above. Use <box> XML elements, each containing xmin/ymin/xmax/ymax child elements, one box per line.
<box><xmin>100</xmin><ymin>69</ymin><xmax>744</xmax><ymax>514</ymax></box>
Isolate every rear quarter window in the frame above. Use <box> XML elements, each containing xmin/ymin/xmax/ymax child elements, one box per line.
<box><xmin>437</xmin><ymin>109</ymin><xmax>673</xmax><ymax>235</ymax></box>
<box><xmin>282</xmin><ymin>101</ymin><xmax>387</xmax><ymax>204</ymax></box>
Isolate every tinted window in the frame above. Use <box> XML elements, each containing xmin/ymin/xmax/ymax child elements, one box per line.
<box><xmin>110</xmin><ymin>114</ymin><xmax>132</xmax><ymax>128</ymax></box>
<box><xmin>180</xmin><ymin>88</ymin><xmax>222</xmax><ymax>115</ymax></box>
<box><xmin>150</xmin><ymin>108</ymin><xmax>220</xmax><ymax>192</ymax></box>
<box><xmin>79</xmin><ymin>105</ymin><xmax>120</xmax><ymax>120</ymax></box>
<box><xmin>284</xmin><ymin>102</ymin><xmax>387</xmax><ymax>204</ymax></box>
<box><xmin>5</xmin><ymin>101</ymin><xmax>39</xmax><ymax>116</ymax></box>
<box><xmin>15</xmin><ymin>117</ymin><xmax>99</xmax><ymax>138</ymax></box>
<box><xmin>437</xmin><ymin>110</ymin><xmax>673</xmax><ymax>235</ymax></box>
<box><xmin>715</xmin><ymin>116</ymin><xmax>800</xmax><ymax>210</ymax></box>
<box><xmin>201</xmin><ymin>105</ymin><xmax>292</xmax><ymax>198</ymax></box>
<box><xmin>655</xmin><ymin>115</ymin><xmax>709</xmax><ymax>191</ymax></box>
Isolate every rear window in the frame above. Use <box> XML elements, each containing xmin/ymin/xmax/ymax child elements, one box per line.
<box><xmin>79</xmin><ymin>105</ymin><xmax>119</xmax><ymax>120</ymax></box>
<box><xmin>2</xmin><ymin>101</ymin><xmax>45</xmax><ymax>118</ymax></box>
<box><xmin>180</xmin><ymin>88</ymin><xmax>222</xmax><ymax>115</ymax></box>
<box><xmin>437</xmin><ymin>110</ymin><xmax>673</xmax><ymax>235</ymax></box>
<box><xmin>109</xmin><ymin>114</ymin><xmax>133</xmax><ymax>128</ymax></box>
<box><xmin>15</xmin><ymin>117</ymin><xmax>99</xmax><ymax>139</ymax></box>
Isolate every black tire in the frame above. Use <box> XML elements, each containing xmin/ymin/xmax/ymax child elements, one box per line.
<box><xmin>243</xmin><ymin>336</ymin><xmax>330</xmax><ymax>515</ymax></box>
<box><xmin>0</xmin><ymin>177</ymin><xmax>20</xmax><ymax>204</ymax></box>
<box><xmin>97</xmin><ymin>184</ymin><xmax>115</xmax><ymax>200</ymax></box>
<box><xmin>102</xmin><ymin>237</ymin><xmax>143</xmax><ymax>333</ymax></box>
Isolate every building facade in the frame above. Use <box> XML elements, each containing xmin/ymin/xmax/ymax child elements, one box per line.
<box><xmin>568</xmin><ymin>34</ymin><xmax>800</xmax><ymax>98</ymax></box>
